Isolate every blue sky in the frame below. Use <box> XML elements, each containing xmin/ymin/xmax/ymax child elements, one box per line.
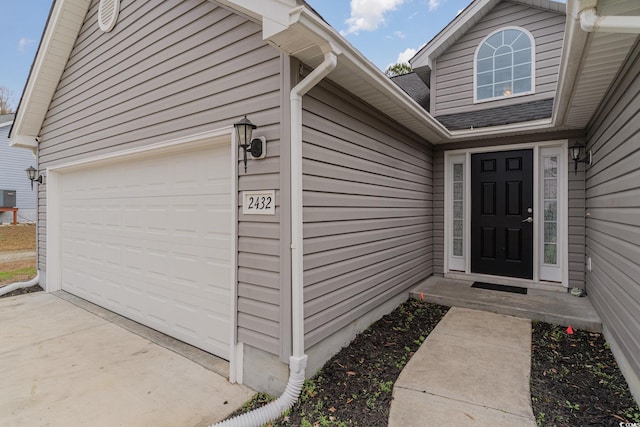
<box><xmin>0</xmin><ymin>0</ymin><xmax>472</xmax><ymax>111</ymax></box>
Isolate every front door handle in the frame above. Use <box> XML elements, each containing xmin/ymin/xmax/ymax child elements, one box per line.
<box><xmin>522</xmin><ymin>217</ymin><xmax>533</xmax><ymax>223</ymax></box>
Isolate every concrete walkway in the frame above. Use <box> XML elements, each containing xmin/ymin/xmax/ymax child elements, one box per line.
<box><xmin>389</xmin><ymin>307</ymin><xmax>536</xmax><ymax>426</ymax></box>
<box><xmin>0</xmin><ymin>292</ymin><xmax>253</xmax><ymax>427</ymax></box>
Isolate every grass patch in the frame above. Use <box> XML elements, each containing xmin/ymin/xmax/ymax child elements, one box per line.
<box><xmin>0</xmin><ymin>259</ymin><xmax>37</xmax><ymax>287</ymax></box>
<box><xmin>0</xmin><ymin>267</ymin><xmax>37</xmax><ymax>281</ymax></box>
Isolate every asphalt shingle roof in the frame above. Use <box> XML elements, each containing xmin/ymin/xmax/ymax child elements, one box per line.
<box><xmin>434</xmin><ymin>98</ymin><xmax>554</xmax><ymax>130</ymax></box>
<box><xmin>390</xmin><ymin>73</ymin><xmax>430</xmax><ymax>111</ymax></box>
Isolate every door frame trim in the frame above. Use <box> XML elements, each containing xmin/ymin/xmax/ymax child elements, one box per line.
<box><xmin>45</xmin><ymin>127</ymin><xmax>239</xmax><ymax>380</ymax></box>
<box><xmin>443</xmin><ymin>139</ymin><xmax>569</xmax><ymax>289</ymax></box>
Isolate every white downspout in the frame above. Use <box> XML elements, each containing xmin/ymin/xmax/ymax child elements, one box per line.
<box><xmin>289</xmin><ymin>49</ymin><xmax>338</xmax><ymax>358</ymax></box>
<box><xmin>212</xmin><ymin>49</ymin><xmax>338</xmax><ymax>427</ymax></box>
<box><xmin>579</xmin><ymin>7</ymin><xmax>640</xmax><ymax>34</ymax></box>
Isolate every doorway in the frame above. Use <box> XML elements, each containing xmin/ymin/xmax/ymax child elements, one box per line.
<box><xmin>471</xmin><ymin>150</ymin><xmax>534</xmax><ymax>279</ymax></box>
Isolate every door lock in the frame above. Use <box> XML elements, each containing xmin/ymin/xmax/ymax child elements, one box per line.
<box><xmin>522</xmin><ymin>217</ymin><xmax>533</xmax><ymax>223</ymax></box>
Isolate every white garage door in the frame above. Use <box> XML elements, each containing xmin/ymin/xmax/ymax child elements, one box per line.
<box><xmin>59</xmin><ymin>142</ymin><xmax>233</xmax><ymax>359</ymax></box>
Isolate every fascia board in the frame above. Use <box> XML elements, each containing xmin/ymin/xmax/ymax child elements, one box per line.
<box><xmin>283</xmin><ymin>7</ymin><xmax>451</xmax><ymax>142</ymax></box>
<box><xmin>551</xmin><ymin>0</ymin><xmax>591</xmax><ymax>127</ymax></box>
<box><xmin>448</xmin><ymin>119</ymin><xmax>554</xmax><ymax>140</ymax></box>
<box><xmin>11</xmin><ymin>0</ymin><xmax>91</xmax><ymax>140</ymax></box>
<box><xmin>411</xmin><ymin>0</ymin><xmax>493</xmax><ymax>68</ymax></box>
<box><xmin>9</xmin><ymin>134</ymin><xmax>38</xmax><ymax>150</ymax></box>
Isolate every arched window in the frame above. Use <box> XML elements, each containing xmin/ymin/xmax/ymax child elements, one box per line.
<box><xmin>474</xmin><ymin>27</ymin><xmax>535</xmax><ymax>102</ymax></box>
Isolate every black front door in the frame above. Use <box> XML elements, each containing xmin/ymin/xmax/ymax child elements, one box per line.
<box><xmin>471</xmin><ymin>150</ymin><xmax>533</xmax><ymax>279</ymax></box>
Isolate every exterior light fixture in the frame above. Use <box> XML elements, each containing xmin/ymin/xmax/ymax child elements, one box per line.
<box><xmin>234</xmin><ymin>116</ymin><xmax>266</xmax><ymax>173</ymax></box>
<box><xmin>25</xmin><ymin>166</ymin><xmax>44</xmax><ymax>190</ymax></box>
<box><xmin>569</xmin><ymin>143</ymin><xmax>592</xmax><ymax>175</ymax></box>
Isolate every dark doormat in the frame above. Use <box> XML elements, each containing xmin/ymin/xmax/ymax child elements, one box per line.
<box><xmin>471</xmin><ymin>282</ymin><xmax>527</xmax><ymax>294</ymax></box>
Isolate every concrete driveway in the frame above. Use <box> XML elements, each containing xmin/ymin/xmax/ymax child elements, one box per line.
<box><xmin>0</xmin><ymin>292</ymin><xmax>253</xmax><ymax>427</ymax></box>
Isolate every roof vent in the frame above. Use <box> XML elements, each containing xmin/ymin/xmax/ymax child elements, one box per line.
<box><xmin>98</xmin><ymin>0</ymin><xmax>120</xmax><ymax>32</ymax></box>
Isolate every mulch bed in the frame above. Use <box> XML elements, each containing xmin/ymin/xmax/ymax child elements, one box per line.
<box><xmin>531</xmin><ymin>322</ymin><xmax>640</xmax><ymax>426</ymax></box>
<box><xmin>229</xmin><ymin>300</ymin><xmax>640</xmax><ymax>427</ymax></box>
<box><xmin>0</xmin><ymin>284</ymin><xmax>43</xmax><ymax>299</ymax></box>
<box><xmin>230</xmin><ymin>299</ymin><xmax>449</xmax><ymax>426</ymax></box>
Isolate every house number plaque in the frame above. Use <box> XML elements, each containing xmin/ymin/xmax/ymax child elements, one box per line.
<box><xmin>242</xmin><ymin>190</ymin><xmax>275</xmax><ymax>215</ymax></box>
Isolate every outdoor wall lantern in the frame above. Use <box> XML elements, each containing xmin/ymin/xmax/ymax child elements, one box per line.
<box><xmin>25</xmin><ymin>166</ymin><xmax>44</xmax><ymax>190</ymax></box>
<box><xmin>569</xmin><ymin>143</ymin><xmax>592</xmax><ymax>175</ymax></box>
<box><xmin>234</xmin><ymin>115</ymin><xmax>266</xmax><ymax>173</ymax></box>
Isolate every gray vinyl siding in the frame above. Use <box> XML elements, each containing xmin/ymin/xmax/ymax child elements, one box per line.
<box><xmin>0</xmin><ymin>123</ymin><xmax>37</xmax><ymax>223</ymax></box>
<box><xmin>584</xmin><ymin>41</ymin><xmax>640</xmax><ymax>381</ymax></box>
<box><xmin>301</xmin><ymin>78</ymin><xmax>433</xmax><ymax>350</ymax></box>
<box><xmin>433</xmin><ymin>1</ymin><xmax>565</xmax><ymax>117</ymax></box>
<box><xmin>36</xmin><ymin>0</ymin><xmax>285</xmax><ymax>357</ymax></box>
<box><xmin>432</xmin><ymin>132</ymin><xmax>586</xmax><ymax>289</ymax></box>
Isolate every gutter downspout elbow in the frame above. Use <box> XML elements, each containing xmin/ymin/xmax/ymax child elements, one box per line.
<box><xmin>579</xmin><ymin>7</ymin><xmax>640</xmax><ymax>34</ymax></box>
<box><xmin>212</xmin><ymin>50</ymin><xmax>338</xmax><ymax>427</ymax></box>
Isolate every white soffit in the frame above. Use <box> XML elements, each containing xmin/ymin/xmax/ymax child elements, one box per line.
<box><xmin>564</xmin><ymin>32</ymin><xmax>637</xmax><ymax>127</ymax></box>
<box><xmin>564</xmin><ymin>0</ymin><xmax>640</xmax><ymax>128</ymax></box>
<box><xmin>11</xmin><ymin>0</ymin><xmax>92</xmax><ymax>142</ymax></box>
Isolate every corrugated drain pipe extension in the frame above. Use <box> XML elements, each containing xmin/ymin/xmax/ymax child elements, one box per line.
<box><xmin>0</xmin><ymin>271</ymin><xmax>40</xmax><ymax>297</ymax></box>
<box><xmin>212</xmin><ymin>50</ymin><xmax>338</xmax><ymax>427</ymax></box>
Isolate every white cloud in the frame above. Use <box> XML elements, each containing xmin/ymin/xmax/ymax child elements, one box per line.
<box><xmin>429</xmin><ymin>0</ymin><xmax>441</xmax><ymax>11</ymax></box>
<box><xmin>342</xmin><ymin>0</ymin><xmax>406</xmax><ymax>35</ymax></box>
<box><xmin>18</xmin><ymin>37</ymin><xmax>35</xmax><ymax>53</ymax></box>
<box><xmin>397</xmin><ymin>47</ymin><xmax>417</xmax><ymax>63</ymax></box>
<box><xmin>394</xmin><ymin>31</ymin><xmax>406</xmax><ymax>39</ymax></box>
<box><xmin>387</xmin><ymin>47</ymin><xmax>417</xmax><ymax>69</ymax></box>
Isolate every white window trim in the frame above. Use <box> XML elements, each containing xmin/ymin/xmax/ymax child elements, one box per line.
<box><xmin>445</xmin><ymin>154</ymin><xmax>466</xmax><ymax>272</ymax></box>
<box><xmin>443</xmin><ymin>140</ymin><xmax>568</xmax><ymax>290</ymax></box>
<box><xmin>473</xmin><ymin>26</ymin><xmax>536</xmax><ymax>104</ymax></box>
<box><xmin>539</xmin><ymin>146</ymin><xmax>568</xmax><ymax>283</ymax></box>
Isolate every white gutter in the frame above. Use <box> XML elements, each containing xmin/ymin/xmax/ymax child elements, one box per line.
<box><xmin>212</xmin><ymin>49</ymin><xmax>338</xmax><ymax>427</ymax></box>
<box><xmin>580</xmin><ymin>7</ymin><xmax>640</xmax><ymax>33</ymax></box>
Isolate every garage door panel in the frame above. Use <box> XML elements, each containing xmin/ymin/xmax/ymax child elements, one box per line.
<box><xmin>60</xmin><ymin>143</ymin><xmax>232</xmax><ymax>360</ymax></box>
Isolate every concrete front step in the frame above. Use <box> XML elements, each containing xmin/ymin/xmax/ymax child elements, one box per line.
<box><xmin>411</xmin><ymin>276</ymin><xmax>602</xmax><ymax>333</ymax></box>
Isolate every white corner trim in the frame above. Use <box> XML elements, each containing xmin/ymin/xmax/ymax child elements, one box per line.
<box><xmin>45</xmin><ymin>169</ymin><xmax>62</xmax><ymax>292</ymax></box>
<box><xmin>228</xmin><ymin>127</ymin><xmax>239</xmax><ymax>384</ymax></box>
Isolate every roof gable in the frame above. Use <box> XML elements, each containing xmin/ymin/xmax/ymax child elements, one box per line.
<box><xmin>411</xmin><ymin>0</ymin><xmax>566</xmax><ymax>71</ymax></box>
